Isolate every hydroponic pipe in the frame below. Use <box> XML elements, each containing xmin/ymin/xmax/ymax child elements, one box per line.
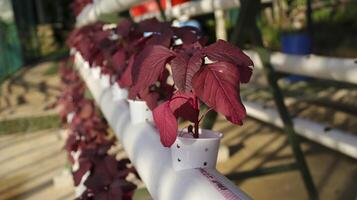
<box><xmin>134</xmin><ymin>0</ymin><xmax>241</xmax><ymax>22</ymax></box>
<box><xmin>76</xmin><ymin>0</ymin><xmax>143</xmax><ymax>26</ymax></box>
<box><xmin>75</xmin><ymin>59</ymin><xmax>251</xmax><ymax>200</ymax></box>
<box><xmin>245</xmin><ymin>51</ymin><xmax>357</xmax><ymax>85</ymax></box>
<box><xmin>243</xmin><ymin>101</ymin><xmax>357</xmax><ymax>159</ymax></box>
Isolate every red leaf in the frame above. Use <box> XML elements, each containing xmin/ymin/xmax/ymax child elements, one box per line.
<box><xmin>79</xmin><ymin>101</ymin><xmax>94</xmax><ymax>119</ymax></box>
<box><xmin>168</xmin><ymin>92</ymin><xmax>196</xmax><ymax>122</ymax></box>
<box><xmin>138</xmin><ymin>88</ymin><xmax>160</xmax><ymax>110</ymax></box>
<box><xmin>118</xmin><ymin>54</ymin><xmax>135</xmax><ymax>88</ymax></box>
<box><xmin>153</xmin><ymin>102</ymin><xmax>178</xmax><ymax>147</ymax></box>
<box><xmin>171</xmin><ymin>51</ymin><xmax>203</xmax><ymax>92</ymax></box>
<box><xmin>116</xmin><ymin>19</ymin><xmax>133</xmax><ymax>37</ymax></box>
<box><xmin>145</xmin><ymin>28</ymin><xmax>173</xmax><ymax>48</ymax></box>
<box><xmin>203</xmin><ymin>40</ymin><xmax>254</xmax><ymax>83</ymax></box>
<box><xmin>73</xmin><ymin>159</ymin><xmax>92</xmax><ymax>186</ymax></box>
<box><xmin>112</xmin><ymin>50</ymin><xmax>126</xmax><ymax>73</ymax></box>
<box><xmin>172</xmin><ymin>26</ymin><xmax>200</xmax><ymax>44</ymax></box>
<box><xmin>130</xmin><ymin>45</ymin><xmax>175</xmax><ymax>96</ymax></box>
<box><xmin>192</xmin><ymin>62</ymin><xmax>246</xmax><ymax>125</ymax></box>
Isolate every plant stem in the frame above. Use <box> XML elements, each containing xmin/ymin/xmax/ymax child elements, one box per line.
<box><xmin>193</xmin><ymin>96</ymin><xmax>199</xmax><ymax>138</ymax></box>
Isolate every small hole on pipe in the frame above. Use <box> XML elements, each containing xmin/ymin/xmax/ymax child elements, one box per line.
<box><xmin>178</xmin><ymin>158</ymin><xmax>181</xmax><ymax>162</ymax></box>
<box><xmin>324</xmin><ymin>127</ymin><xmax>332</xmax><ymax>132</ymax></box>
<box><xmin>177</xmin><ymin>144</ymin><xmax>180</xmax><ymax>148</ymax></box>
<box><xmin>204</xmin><ymin>148</ymin><xmax>208</xmax><ymax>152</ymax></box>
<box><xmin>203</xmin><ymin>162</ymin><xmax>207</xmax><ymax>166</ymax></box>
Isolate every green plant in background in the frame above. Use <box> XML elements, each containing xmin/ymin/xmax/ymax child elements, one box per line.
<box><xmin>255</xmin><ymin>0</ymin><xmax>309</xmax><ymax>51</ymax></box>
<box><xmin>0</xmin><ymin>0</ymin><xmax>23</xmax><ymax>83</ymax></box>
<box><xmin>256</xmin><ymin>0</ymin><xmax>357</xmax><ymax>55</ymax></box>
<box><xmin>261</xmin><ymin>0</ymin><xmax>307</xmax><ymax>33</ymax></box>
<box><xmin>0</xmin><ymin>20</ymin><xmax>23</xmax><ymax>84</ymax></box>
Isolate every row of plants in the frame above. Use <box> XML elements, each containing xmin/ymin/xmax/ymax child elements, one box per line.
<box><xmin>53</xmin><ymin>59</ymin><xmax>138</xmax><ymax>200</ymax></box>
<box><xmin>67</xmin><ymin>18</ymin><xmax>254</xmax><ymax>170</ymax></box>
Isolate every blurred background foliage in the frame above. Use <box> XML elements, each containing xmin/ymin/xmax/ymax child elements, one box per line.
<box><xmin>258</xmin><ymin>0</ymin><xmax>357</xmax><ymax>56</ymax></box>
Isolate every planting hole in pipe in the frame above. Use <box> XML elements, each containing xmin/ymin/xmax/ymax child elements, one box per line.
<box><xmin>324</xmin><ymin>127</ymin><xmax>332</xmax><ymax>132</ymax></box>
<box><xmin>204</xmin><ymin>162</ymin><xmax>207</xmax><ymax>166</ymax></box>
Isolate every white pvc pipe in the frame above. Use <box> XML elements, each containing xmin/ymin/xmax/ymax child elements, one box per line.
<box><xmin>214</xmin><ymin>9</ymin><xmax>227</xmax><ymax>40</ymax></box>
<box><xmin>134</xmin><ymin>0</ymin><xmax>241</xmax><ymax>21</ymax></box>
<box><xmin>75</xmin><ymin>58</ymin><xmax>251</xmax><ymax>200</ymax></box>
<box><xmin>76</xmin><ymin>0</ymin><xmax>143</xmax><ymax>26</ymax></box>
<box><xmin>243</xmin><ymin>101</ymin><xmax>357</xmax><ymax>159</ymax></box>
<box><xmin>245</xmin><ymin>51</ymin><xmax>357</xmax><ymax>85</ymax></box>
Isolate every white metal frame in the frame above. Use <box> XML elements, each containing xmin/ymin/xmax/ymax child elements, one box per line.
<box><xmin>243</xmin><ymin>101</ymin><xmax>357</xmax><ymax>159</ymax></box>
<box><xmin>245</xmin><ymin>51</ymin><xmax>357</xmax><ymax>85</ymax></box>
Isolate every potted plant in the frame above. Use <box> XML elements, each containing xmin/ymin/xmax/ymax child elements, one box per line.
<box><xmin>131</xmin><ymin>39</ymin><xmax>254</xmax><ymax>170</ymax></box>
<box><xmin>111</xmin><ymin>19</ymin><xmax>200</xmax><ymax>124</ymax></box>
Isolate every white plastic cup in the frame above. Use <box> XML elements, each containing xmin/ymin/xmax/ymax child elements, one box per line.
<box><xmin>100</xmin><ymin>74</ymin><xmax>111</xmax><ymax>88</ymax></box>
<box><xmin>83</xmin><ymin>61</ymin><xmax>90</xmax><ymax>70</ymax></box>
<box><xmin>70</xmin><ymin>48</ymin><xmax>77</xmax><ymax>56</ymax></box>
<box><xmin>91</xmin><ymin>67</ymin><xmax>101</xmax><ymax>79</ymax></box>
<box><xmin>171</xmin><ymin>129</ymin><xmax>223</xmax><ymax>171</ymax></box>
<box><xmin>128</xmin><ymin>100</ymin><xmax>153</xmax><ymax>124</ymax></box>
<box><xmin>111</xmin><ymin>83</ymin><xmax>128</xmax><ymax>101</ymax></box>
<box><xmin>66</xmin><ymin>112</ymin><xmax>75</xmax><ymax>123</ymax></box>
<box><xmin>75</xmin><ymin>52</ymin><xmax>84</xmax><ymax>67</ymax></box>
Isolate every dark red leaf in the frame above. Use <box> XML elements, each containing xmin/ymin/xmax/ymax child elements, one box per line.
<box><xmin>172</xmin><ymin>26</ymin><xmax>200</xmax><ymax>44</ymax></box>
<box><xmin>192</xmin><ymin>62</ymin><xmax>246</xmax><ymax>125</ymax></box>
<box><xmin>79</xmin><ymin>101</ymin><xmax>94</xmax><ymax>119</ymax></box>
<box><xmin>203</xmin><ymin>39</ymin><xmax>254</xmax><ymax>83</ymax></box>
<box><xmin>171</xmin><ymin>51</ymin><xmax>203</xmax><ymax>92</ymax></box>
<box><xmin>130</xmin><ymin>45</ymin><xmax>175</xmax><ymax>96</ymax></box>
<box><xmin>153</xmin><ymin>102</ymin><xmax>178</xmax><ymax>147</ymax></box>
<box><xmin>116</xmin><ymin>19</ymin><xmax>133</xmax><ymax>37</ymax></box>
<box><xmin>138</xmin><ymin>88</ymin><xmax>160</xmax><ymax>110</ymax></box>
<box><xmin>137</xmin><ymin>18</ymin><xmax>170</xmax><ymax>33</ymax></box>
<box><xmin>168</xmin><ymin>92</ymin><xmax>196</xmax><ymax>122</ymax></box>
<box><xmin>145</xmin><ymin>28</ymin><xmax>173</xmax><ymax>48</ymax></box>
<box><xmin>73</xmin><ymin>158</ymin><xmax>92</xmax><ymax>186</ymax></box>
<box><xmin>112</xmin><ymin>50</ymin><xmax>126</xmax><ymax>73</ymax></box>
<box><xmin>118</xmin><ymin>54</ymin><xmax>135</xmax><ymax>88</ymax></box>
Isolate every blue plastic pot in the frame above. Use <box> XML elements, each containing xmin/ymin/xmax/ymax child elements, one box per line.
<box><xmin>281</xmin><ymin>32</ymin><xmax>311</xmax><ymax>82</ymax></box>
<box><xmin>281</xmin><ymin>32</ymin><xmax>311</xmax><ymax>55</ymax></box>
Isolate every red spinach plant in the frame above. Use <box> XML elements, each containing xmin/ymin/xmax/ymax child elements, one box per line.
<box><xmin>54</xmin><ymin>59</ymin><xmax>138</xmax><ymax>200</ymax></box>
<box><xmin>120</xmin><ymin>19</ymin><xmax>203</xmax><ymax>110</ymax></box>
<box><xmin>133</xmin><ymin>39</ymin><xmax>254</xmax><ymax>147</ymax></box>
